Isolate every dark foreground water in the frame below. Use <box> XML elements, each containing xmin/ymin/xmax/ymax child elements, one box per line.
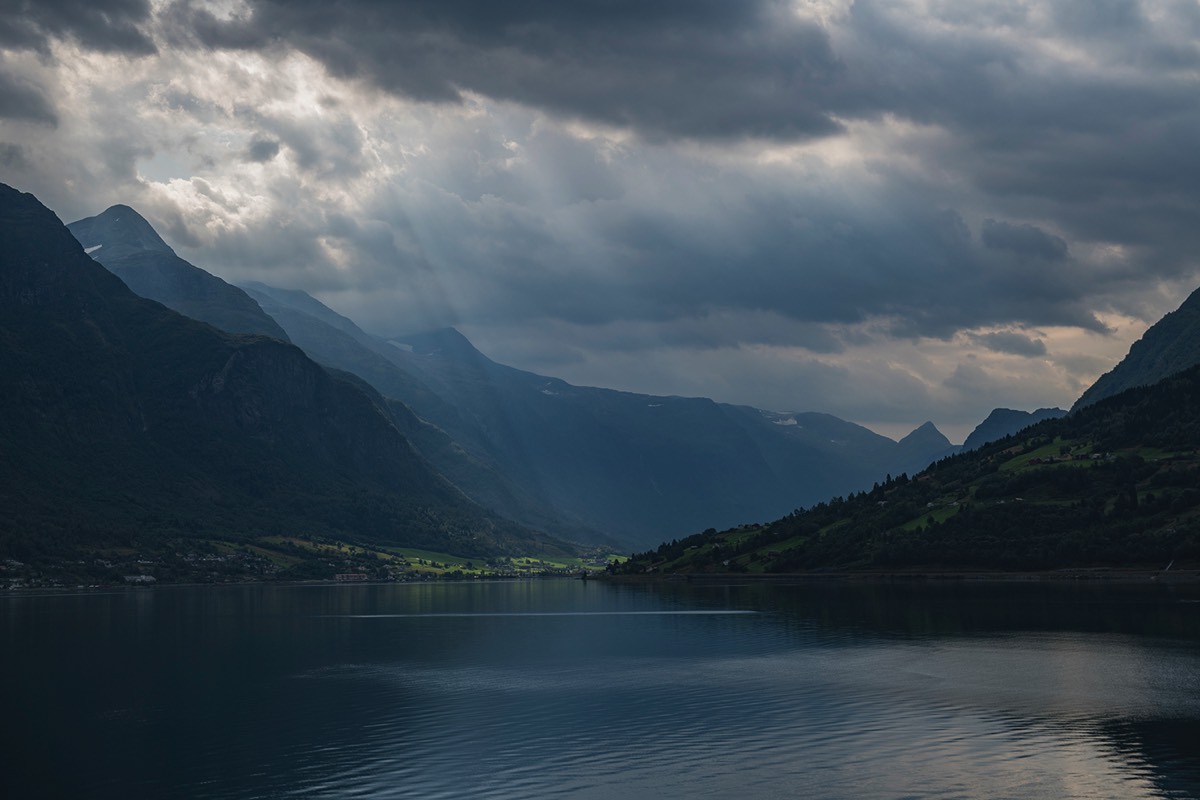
<box><xmin>3</xmin><ymin>579</ymin><xmax>1200</xmax><ymax>799</ymax></box>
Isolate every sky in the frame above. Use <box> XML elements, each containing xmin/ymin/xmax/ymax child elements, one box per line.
<box><xmin>2</xmin><ymin>0</ymin><xmax>1199</xmax><ymax>442</ymax></box>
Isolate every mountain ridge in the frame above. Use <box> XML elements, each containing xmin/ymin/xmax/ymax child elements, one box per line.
<box><xmin>1</xmin><ymin>183</ymin><xmax>568</xmax><ymax>577</ymax></box>
<box><xmin>68</xmin><ymin>206</ymin><xmax>290</xmax><ymax>341</ymax></box>
<box><xmin>1073</xmin><ymin>287</ymin><xmax>1200</xmax><ymax>411</ymax></box>
<box><xmin>251</xmin><ymin>284</ymin><xmax>961</xmax><ymax>544</ymax></box>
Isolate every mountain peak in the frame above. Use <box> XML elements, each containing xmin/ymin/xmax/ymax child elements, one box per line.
<box><xmin>899</xmin><ymin>421</ymin><xmax>947</xmax><ymax>445</ymax></box>
<box><xmin>67</xmin><ymin>203</ymin><xmax>175</xmax><ymax>263</ymax></box>
<box><xmin>66</xmin><ymin>205</ymin><xmax>289</xmax><ymax>341</ymax></box>
<box><xmin>892</xmin><ymin>421</ymin><xmax>958</xmax><ymax>475</ymax></box>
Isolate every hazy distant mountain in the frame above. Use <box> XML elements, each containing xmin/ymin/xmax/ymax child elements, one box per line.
<box><xmin>0</xmin><ymin>183</ymin><xmax>562</xmax><ymax>560</ymax></box>
<box><xmin>68</xmin><ymin>206</ymin><xmax>290</xmax><ymax>341</ymax></box>
<box><xmin>1073</xmin><ymin>287</ymin><xmax>1200</xmax><ymax>411</ymax></box>
<box><xmin>242</xmin><ymin>284</ymin><xmax>959</xmax><ymax>546</ymax></box>
<box><xmin>241</xmin><ymin>281</ymin><xmax>612</xmax><ymax>546</ymax></box>
<box><xmin>961</xmin><ymin>407</ymin><xmax>1067</xmax><ymax>452</ymax></box>
<box><xmin>384</xmin><ymin>329</ymin><xmax>963</xmax><ymax>542</ymax></box>
<box><xmin>894</xmin><ymin>421</ymin><xmax>960</xmax><ymax>474</ymax></box>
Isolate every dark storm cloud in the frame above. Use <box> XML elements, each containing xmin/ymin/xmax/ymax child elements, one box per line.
<box><xmin>967</xmin><ymin>332</ymin><xmax>1048</xmax><ymax>358</ymax></box>
<box><xmin>0</xmin><ymin>72</ymin><xmax>56</xmax><ymax>124</ymax></box>
<box><xmin>379</xmin><ymin>158</ymin><xmax>1112</xmax><ymax>344</ymax></box>
<box><xmin>7</xmin><ymin>0</ymin><xmax>1198</xmax><ymax>430</ymax></box>
<box><xmin>0</xmin><ymin>0</ymin><xmax>156</xmax><ymax>55</ymax></box>
<box><xmin>172</xmin><ymin>0</ymin><xmax>845</xmax><ymax>141</ymax></box>
<box><xmin>981</xmin><ymin>219</ymin><xmax>1068</xmax><ymax>261</ymax></box>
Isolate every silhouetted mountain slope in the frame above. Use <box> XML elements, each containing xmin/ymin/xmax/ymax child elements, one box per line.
<box><xmin>1074</xmin><ymin>287</ymin><xmax>1200</xmax><ymax>411</ymax></box>
<box><xmin>68</xmin><ymin>206</ymin><xmax>289</xmax><ymax>341</ymax></box>
<box><xmin>961</xmin><ymin>407</ymin><xmax>1067</xmax><ymax>452</ymax></box>
<box><xmin>617</xmin><ymin>367</ymin><xmax>1200</xmax><ymax>574</ymax></box>
<box><xmin>0</xmin><ymin>183</ymin><xmax>564</xmax><ymax>564</ymax></box>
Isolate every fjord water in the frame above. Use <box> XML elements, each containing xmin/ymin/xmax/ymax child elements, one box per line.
<box><xmin>4</xmin><ymin>580</ymin><xmax>1200</xmax><ymax>799</ymax></box>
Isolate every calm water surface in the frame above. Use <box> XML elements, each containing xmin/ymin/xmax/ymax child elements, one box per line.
<box><xmin>3</xmin><ymin>579</ymin><xmax>1200</xmax><ymax>799</ymax></box>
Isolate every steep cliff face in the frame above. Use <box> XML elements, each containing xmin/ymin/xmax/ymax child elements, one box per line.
<box><xmin>0</xmin><ymin>183</ymin><xmax>561</xmax><ymax>557</ymax></box>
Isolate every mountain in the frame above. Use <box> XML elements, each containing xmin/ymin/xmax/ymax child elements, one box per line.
<box><xmin>246</xmin><ymin>286</ymin><xmax>958</xmax><ymax>545</ymax></box>
<box><xmin>961</xmin><ymin>407</ymin><xmax>1067</xmax><ymax>452</ymax></box>
<box><xmin>239</xmin><ymin>282</ymin><xmax>610</xmax><ymax>545</ymax></box>
<box><xmin>1073</xmin><ymin>287</ymin><xmax>1200</xmax><ymax>411</ymax></box>
<box><xmin>0</xmin><ymin>183</ymin><xmax>568</xmax><ymax>577</ymax></box>
<box><xmin>60</xmin><ymin>204</ymin><xmax>955</xmax><ymax>548</ymax></box>
<box><xmin>615</xmin><ymin>365</ymin><xmax>1200</xmax><ymax>575</ymax></box>
<box><xmin>67</xmin><ymin>206</ymin><xmax>290</xmax><ymax>341</ymax></box>
<box><xmin>894</xmin><ymin>421</ymin><xmax>959</xmax><ymax>474</ymax></box>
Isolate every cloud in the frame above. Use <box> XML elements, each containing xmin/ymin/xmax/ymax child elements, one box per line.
<box><xmin>5</xmin><ymin>0</ymin><xmax>1200</xmax><ymax>438</ymax></box>
<box><xmin>172</xmin><ymin>0</ymin><xmax>846</xmax><ymax>142</ymax></box>
<box><xmin>0</xmin><ymin>70</ymin><xmax>57</xmax><ymax>124</ymax></box>
<box><xmin>981</xmin><ymin>219</ymin><xmax>1068</xmax><ymax>261</ymax></box>
<box><xmin>0</xmin><ymin>142</ymin><xmax>27</xmax><ymax>168</ymax></box>
<box><xmin>0</xmin><ymin>0</ymin><xmax>156</xmax><ymax>55</ymax></box>
<box><xmin>967</xmin><ymin>331</ymin><xmax>1048</xmax><ymax>358</ymax></box>
<box><xmin>244</xmin><ymin>137</ymin><xmax>279</xmax><ymax>163</ymax></box>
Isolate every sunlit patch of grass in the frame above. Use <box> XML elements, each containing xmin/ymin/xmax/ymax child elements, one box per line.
<box><xmin>899</xmin><ymin>502</ymin><xmax>962</xmax><ymax>531</ymax></box>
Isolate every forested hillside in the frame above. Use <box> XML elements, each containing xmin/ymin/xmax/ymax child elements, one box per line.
<box><xmin>616</xmin><ymin>366</ymin><xmax>1200</xmax><ymax>574</ymax></box>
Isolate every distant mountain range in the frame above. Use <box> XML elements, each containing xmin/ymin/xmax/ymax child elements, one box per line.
<box><xmin>59</xmin><ymin>200</ymin><xmax>1127</xmax><ymax>550</ymax></box>
<box><xmin>12</xmin><ymin>181</ymin><xmax>1198</xmax><ymax>580</ymax></box>
<box><xmin>53</xmin><ymin>202</ymin><xmax>970</xmax><ymax>547</ymax></box>
<box><xmin>0</xmin><ymin>183</ymin><xmax>566</xmax><ymax>577</ymax></box>
<box><xmin>247</xmin><ymin>284</ymin><xmax>964</xmax><ymax>546</ymax></box>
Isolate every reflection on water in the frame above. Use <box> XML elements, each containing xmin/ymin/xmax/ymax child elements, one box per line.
<box><xmin>3</xmin><ymin>579</ymin><xmax>1199</xmax><ymax>799</ymax></box>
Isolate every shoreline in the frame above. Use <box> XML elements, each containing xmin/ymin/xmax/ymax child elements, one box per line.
<box><xmin>5</xmin><ymin>567</ymin><xmax>1197</xmax><ymax>596</ymax></box>
<box><xmin>597</xmin><ymin>567</ymin><xmax>1198</xmax><ymax>584</ymax></box>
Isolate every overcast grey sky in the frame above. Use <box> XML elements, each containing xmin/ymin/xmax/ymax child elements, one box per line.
<box><xmin>3</xmin><ymin>0</ymin><xmax>1199</xmax><ymax>441</ymax></box>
